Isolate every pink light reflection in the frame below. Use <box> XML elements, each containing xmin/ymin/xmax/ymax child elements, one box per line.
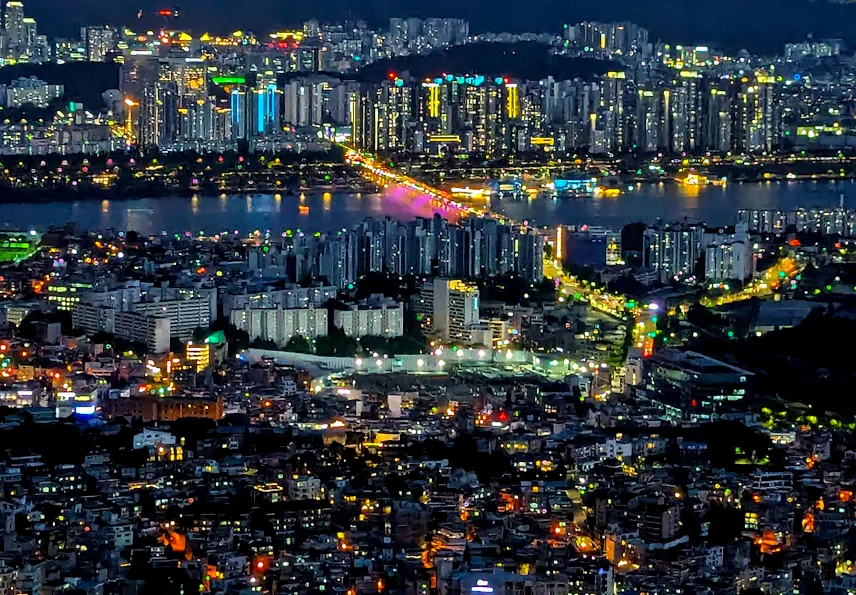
<box><xmin>381</xmin><ymin>183</ymin><xmax>463</xmax><ymax>224</ymax></box>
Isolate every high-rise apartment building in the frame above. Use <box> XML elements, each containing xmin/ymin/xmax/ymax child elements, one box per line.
<box><xmin>81</xmin><ymin>26</ymin><xmax>117</xmax><ymax>62</ymax></box>
<box><xmin>4</xmin><ymin>1</ymin><xmax>24</xmax><ymax>57</ymax></box>
<box><xmin>643</xmin><ymin>223</ymin><xmax>702</xmax><ymax>282</ymax></box>
<box><xmin>72</xmin><ymin>304</ymin><xmax>171</xmax><ymax>353</ymax></box>
<box><xmin>333</xmin><ymin>299</ymin><xmax>405</xmax><ymax>338</ymax></box>
<box><xmin>702</xmin><ymin>223</ymin><xmax>753</xmax><ymax>282</ymax></box>
<box><xmin>514</xmin><ymin>227</ymin><xmax>546</xmax><ymax>282</ymax></box>
<box><xmin>431</xmin><ymin>278</ymin><xmax>480</xmax><ymax>342</ymax></box>
<box><xmin>230</xmin><ymin>305</ymin><xmax>328</xmax><ymax>346</ymax></box>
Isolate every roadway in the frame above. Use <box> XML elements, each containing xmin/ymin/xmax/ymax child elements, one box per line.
<box><xmin>701</xmin><ymin>257</ymin><xmax>803</xmax><ymax>307</ymax></box>
<box><xmin>543</xmin><ymin>259</ymin><xmax>628</xmax><ymax>319</ymax></box>
<box><xmin>344</xmin><ymin>148</ymin><xmax>490</xmax><ymax>218</ymax></box>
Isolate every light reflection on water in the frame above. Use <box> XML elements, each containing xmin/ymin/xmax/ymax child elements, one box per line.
<box><xmin>1</xmin><ymin>180</ymin><xmax>854</xmax><ymax>234</ymax></box>
<box><xmin>498</xmin><ymin>180</ymin><xmax>856</xmax><ymax>228</ymax></box>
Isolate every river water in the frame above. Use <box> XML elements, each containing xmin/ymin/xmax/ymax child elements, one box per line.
<box><xmin>3</xmin><ymin>180</ymin><xmax>855</xmax><ymax>234</ymax></box>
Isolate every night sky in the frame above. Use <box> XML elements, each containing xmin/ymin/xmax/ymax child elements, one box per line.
<box><xmin>23</xmin><ymin>0</ymin><xmax>856</xmax><ymax>53</ymax></box>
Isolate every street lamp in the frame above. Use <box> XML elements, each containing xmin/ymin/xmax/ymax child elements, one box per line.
<box><xmin>123</xmin><ymin>97</ymin><xmax>139</xmax><ymax>145</ymax></box>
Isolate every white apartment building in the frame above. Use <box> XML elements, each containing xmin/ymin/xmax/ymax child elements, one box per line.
<box><xmin>73</xmin><ymin>282</ymin><xmax>216</xmax><ymax>342</ymax></box>
<box><xmin>133</xmin><ymin>298</ymin><xmax>210</xmax><ymax>342</ymax></box>
<box><xmin>230</xmin><ymin>305</ymin><xmax>328</xmax><ymax>346</ymax></box>
<box><xmin>702</xmin><ymin>223</ymin><xmax>753</xmax><ymax>282</ymax></box>
<box><xmin>333</xmin><ymin>301</ymin><xmax>405</xmax><ymax>338</ymax></box>
<box><xmin>79</xmin><ymin>284</ymin><xmax>143</xmax><ymax>311</ymax></box>
<box><xmin>0</xmin><ymin>77</ymin><xmax>63</xmax><ymax>108</ymax></box>
<box><xmin>72</xmin><ymin>303</ymin><xmax>171</xmax><ymax>353</ymax></box>
<box><xmin>71</xmin><ymin>302</ymin><xmax>114</xmax><ymax>334</ymax></box>
<box><xmin>705</xmin><ymin>241</ymin><xmax>752</xmax><ymax>282</ymax></box>
<box><xmin>222</xmin><ymin>285</ymin><xmax>337</xmax><ymax>317</ymax></box>
<box><xmin>114</xmin><ymin>312</ymin><xmax>170</xmax><ymax>353</ymax></box>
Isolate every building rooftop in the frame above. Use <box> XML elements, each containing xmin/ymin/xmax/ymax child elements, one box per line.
<box><xmin>651</xmin><ymin>349</ymin><xmax>753</xmax><ymax>377</ymax></box>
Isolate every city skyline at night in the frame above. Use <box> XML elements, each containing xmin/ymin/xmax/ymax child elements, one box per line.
<box><xmin>0</xmin><ymin>3</ymin><xmax>852</xmax><ymax>595</ymax></box>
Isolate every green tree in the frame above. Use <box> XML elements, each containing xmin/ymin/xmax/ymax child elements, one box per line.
<box><xmin>209</xmin><ymin>317</ymin><xmax>250</xmax><ymax>352</ymax></box>
<box><xmin>687</xmin><ymin>303</ymin><xmax>724</xmax><ymax>330</ymax></box>
<box><xmin>191</xmin><ymin>326</ymin><xmax>209</xmax><ymax>343</ymax></box>
<box><xmin>285</xmin><ymin>335</ymin><xmax>313</xmax><ymax>354</ymax></box>
<box><xmin>359</xmin><ymin>336</ymin><xmax>389</xmax><ymax>355</ymax></box>
<box><xmin>388</xmin><ymin>335</ymin><xmax>425</xmax><ymax>355</ymax></box>
<box><xmin>607</xmin><ymin>274</ymin><xmax>647</xmax><ymax>299</ymax></box>
<box><xmin>315</xmin><ymin>326</ymin><xmax>358</xmax><ymax>357</ymax></box>
<box><xmin>250</xmin><ymin>338</ymin><xmax>279</xmax><ymax>350</ymax></box>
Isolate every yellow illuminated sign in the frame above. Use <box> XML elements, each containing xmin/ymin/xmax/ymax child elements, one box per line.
<box><xmin>428</xmin><ymin>85</ymin><xmax>440</xmax><ymax>118</ymax></box>
<box><xmin>506</xmin><ymin>84</ymin><xmax>519</xmax><ymax>119</ymax></box>
<box><xmin>429</xmin><ymin>135</ymin><xmax>461</xmax><ymax>143</ymax></box>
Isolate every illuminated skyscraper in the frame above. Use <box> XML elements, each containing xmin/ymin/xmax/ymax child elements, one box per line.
<box><xmin>514</xmin><ymin>226</ymin><xmax>545</xmax><ymax>282</ymax></box>
<box><xmin>230</xmin><ymin>86</ymin><xmax>250</xmax><ymax>140</ymax></box>
<box><xmin>431</xmin><ymin>278</ymin><xmax>480</xmax><ymax>342</ymax></box>
<box><xmin>318</xmin><ymin>232</ymin><xmax>358</xmax><ymax>289</ymax></box>
<box><xmin>658</xmin><ymin>74</ymin><xmax>704</xmax><ymax>154</ymax></box>
<box><xmin>643</xmin><ymin>223</ymin><xmax>702</xmax><ymax>282</ymax></box>
<box><xmin>81</xmin><ymin>25</ymin><xmax>117</xmax><ymax>62</ymax></box>
<box><xmin>680</xmin><ymin>74</ymin><xmax>704</xmax><ymax>151</ymax></box>
<box><xmin>743</xmin><ymin>79</ymin><xmax>778</xmax><ymax>153</ymax></box>
<box><xmin>54</xmin><ymin>38</ymin><xmax>87</xmax><ymax>63</ymax></box>
<box><xmin>431</xmin><ymin>215</ymin><xmax>454</xmax><ymax>276</ymax></box>
<box><xmin>355</xmin><ymin>219</ymin><xmax>386</xmax><ymax>275</ymax></box>
<box><xmin>4</xmin><ymin>1</ymin><xmax>24</xmax><ymax>57</ymax></box>
<box><xmin>599</xmin><ymin>72</ymin><xmax>627</xmax><ymax>152</ymax></box>
<box><xmin>458</xmin><ymin>82</ymin><xmax>501</xmax><ymax>154</ymax></box>
<box><xmin>140</xmin><ymin>81</ymin><xmax>179</xmax><ymax>146</ymax></box>
<box><xmin>404</xmin><ymin>218</ymin><xmax>434</xmax><ymax>276</ymax></box>
<box><xmin>555</xmin><ymin>79</ymin><xmax>591</xmax><ymax>150</ymax></box>
<box><xmin>252</xmin><ymin>82</ymin><xmax>282</xmax><ymax>136</ymax></box>
<box><xmin>30</xmin><ymin>32</ymin><xmax>46</xmax><ymax>61</ymax></box>
<box><xmin>160</xmin><ymin>57</ymin><xmax>207</xmax><ymax>100</ymax></box>
<box><xmin>382</xmin><ymin>217</ymin><xmax>407</xmax><ymax>275</ymax></box>
<box><xmin>202</xmin><ymin>100</ymin><xmax>233</xmax><ymax>143</ymax></box>
<box><xmin>136</xmin><ymin>58</ymin><xmax>213</xmax><ymax>146</ymax></box>
<box><xmin>282</xmin><ymin>79</ymin><xmax>326</xmax><ymax>127</ymax></box>
<box><xmin>349</xmin><ymin>81</ymin><xmax>412</xmax><ymax>152</ymax></box>
<box><xmin>702</xmin><ymin>223</ymin><xmax>753</xmax><ymax>282</ymax></box>
<box><xmin>704</xmin><ymin>86</ymin><xmax>731</xmax><ymax>152</ymax></box>
<box><xmin>664</xmin><ymin>84</ymin><xmax>688</xmax><ymax>153</ymax></box>
<box><xmin>326</xmin><ymin>81</ymin><xmax>354</xmax><ymax>126</ymax></box>
<box><xmin>20</xmin><ymin>16</ymin><xmax>34</xmax><ymax>57</ymax></box>
<box><xmin>350</xmin><ymin>89</ymin><xmax>373</xmax><ymax>151</ymax></box>
<box><xmin>634</xmin><ymin>88</ymin><xmax>660</xmax><ymax>152</ymax></box>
